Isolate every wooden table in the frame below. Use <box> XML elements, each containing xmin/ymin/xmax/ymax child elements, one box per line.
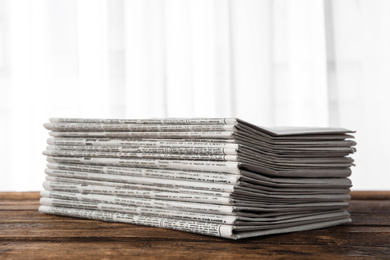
<box><xmin>1</xmin><ymin>191</ymin><xmax>390</xmax><ymax>259</ymax></box>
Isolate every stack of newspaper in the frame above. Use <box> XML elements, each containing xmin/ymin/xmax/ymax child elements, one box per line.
<box><xmin>39</xmin><ymin>118</ymin><xmax>355</xmax><ymax>239</ymax></box>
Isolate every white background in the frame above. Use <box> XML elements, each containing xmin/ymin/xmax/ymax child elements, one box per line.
<box><xmin>0</xmin><ymin>0</ymin><xmax>389</xmax><ymax>191</ymax></box>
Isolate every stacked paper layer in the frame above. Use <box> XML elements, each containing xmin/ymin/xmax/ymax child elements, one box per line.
<box><xmin>39</xmin><ymin>118</ymin><xmax>356</xmax><ymax>239</ymax></box>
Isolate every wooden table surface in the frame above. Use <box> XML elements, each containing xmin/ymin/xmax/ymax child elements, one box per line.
<box><xmin>1</xmin><ymin>191</ymin><xmax>390</xmax><ymax>259</ymax></box>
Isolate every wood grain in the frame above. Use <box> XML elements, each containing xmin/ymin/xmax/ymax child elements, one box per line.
<box><xmin>349</xmin><ymin>191</ymin><xmax>390</xmax><ymax>200</ymax></box>
<box><xmin>1</xmin><ymin>191</ymin><xmax>389</xmax><ymax>259</ymax></box>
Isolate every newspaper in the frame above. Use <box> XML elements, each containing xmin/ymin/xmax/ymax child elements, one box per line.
<box><xmin>49</xmin><ymin>131</ymin><xmax>235</xmax><ymax>139</ymax></box>
<box><xmin>45</xmin><ymin>169</ymin><xmax>349</xmax><ymax>199</ymax></box>
<box><xmin>40</xmin><ymin>197</ymin><xmax>238</xmax><ymax>224</ymax></box>
<box><xmin>39</xmin><ymin>206</ymin><xmax>351</xmax><ymax>239</ymax></box>
<box><xmin>48</xmin><ymin>117</ymin><xmax>354</xmax><ymax>136</ymax></box>
<box><xmin>46</xmin><ymin>162</ymin><xmax>353</xmax><ymax>187</ymax></box>
<box><xmin>45</xmin><ymin>145</ymin><xmax>353</xmax><ymax>165</ymax></box>
<box><xmin>40</xmin><ymin>197</ymin><xmax>350</xmax><ymax>226</ymax></box>
<box><xmin>44</xmin><ymin>169</ymin><xmax>236</xmax><ymax>192</ymax></box>
<box><xmin>44</xmin><ymin>123</ymin><xmax>236</xmax><ymax>132</ymax></box>
<box><xmin>46</xmin><ymin>155</ymin><xmax>353</xmax><ymax>178</ymax></box>
<box><xmin>45</xmin><ymin>176</ymin><xmax>231</xmax><ymax>198</ymax></box>
<box><xmin>43</xmin><ymin>177</ymin><xmax>349</xmax><ymax>209</ymax></box>
<box><xmin>47</xmin><ymin>137</ymin><xmax>354</xmax><ymax>153</ymax></box>
<box><xmin>46</xmin><ymin>145</ymin><xmax>238</xmax><ymax>155</ymax></box>
<box><xmin>42</xmin><ymin>180</ymin><xmax>351</xmax><ymax>203</ymax></box>
<box><xmin>48</xmin><ymin>155</ymin><xmax>351</xmax><ymax>179</ymax></box>
<box><xmin>46</xmin><ymin>156</ymin><xmax>241</xmax><ymax>174</ymax></box>
<box><xmin>39</xmin><ymin>205</ymin><xmax>235</xmax><ymax>238</ymax></box>
<box><xmin>49</xmin><ymin>118</ymin><xmax>238</xmax><ymax>125</ymax></box>
<box><xmin>41</xmin><ymin>190</ymin><xmax>350</xmax><ymax>213</ymax></box>
<box><xmin>41</xmin><ymin>190</ymin><xmax>237</xmax><ymax>215</ymax></box>
<box><xmin>46</xmin><ymin>138</ymin><xmax>238</xmax><ymax>148</ymax></box>
<box><xmin>46</xmin><ymin>138</ymin><xmax>354</xmax><ymax>160</ymax></box>
<box><xmin>39</xmin><ymin>117</ymin><xmax>355</xmax><ymax>239</ymax></box>
<box><xmin>42</xmin><ymin>149</ymin><xmax>238</xmax><ymax>162</ymax></box>
<box><xmin>42</xmin><ymin>181</ymin><xmax>231</xmax><ymax>205</ymax></box>
<box><xmin>45</xmin><ymin>162</ymin><xmax>352</xmax><ymax>189</ymax></box>
<box><xmin>45</xmin><ymin>175</ymin><xmax>351</xmax><ymax>203</ymax></box>
<box><xmin>46</xmin><ymin>163</ymin><xmax>241</xmax><ymax>184</ymax></box>
<box><xmin>46</xmin><ymin>163</ymin><xmax>240</xmax><ymax>184</ymax></box>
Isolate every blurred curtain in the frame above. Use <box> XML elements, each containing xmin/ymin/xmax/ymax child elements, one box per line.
<box><xmin>0</xmin><ymin>0</ymin><xmax>389</xmax><ymax>190</ymax></box>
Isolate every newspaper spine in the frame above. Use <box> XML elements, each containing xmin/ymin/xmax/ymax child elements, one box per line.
<box><xmin>39</xmin><ymin>205</ymin><xmax>235</xmax><ymax>238</ymax></box>
<box><xmin>46</xmin><ymin>145</ymin><xmax>238</xmax><ymax>156</ymax></box>
<box><xmin>44</xmin><ymin>176</ymin><xmax>231</xmax><ymax>197</ymax></box>
<box><xmin>44</xmin><ymin>123</ymin><xmax>236</xmax><ymax>132</ymax></box>
<box><xmin>47</xmin><ymin>138</ymin><xmax>239</xmax><ymax>148</ymax></box>
<box><xmin>46</xmin><ymin>156</ymin><xmax>241</xmax><ymax>174</ymax></box>
<box><xmin>44</xmin><ymin>168</ymin><xmax>236</xmax><ymax>192</ymax></box>
<box><xmin>49</xmin><ymin>131</ymin><xmax>235</xmax><ymax>139</ymax></box>
<box><xmin>46</xmin><ymin>163</ymin><xmax>241</xmax><ymax>184</ymax></box>
<box><xmin>42</xmin><ymin>150</ymin><xmax>238</xmax><ymax>161</ymax></box>
<box><xmin>40</xmin><ymin>190</ymin><xmax>236</xmax><ymax>215</ymax></box>
<box><xmin>49</xmin><ymin>118</ymin><xmax>238</xmax><ymax>125</ymax></box>
<box><xmin>40</xmin><ymin>197</ymin><xmax>238</xmax><ymax>224</ymax></box>
<box><xmin>43</xmin><ymin>181</ymin><xmax>231</xmax><ymax>205</ymax></box>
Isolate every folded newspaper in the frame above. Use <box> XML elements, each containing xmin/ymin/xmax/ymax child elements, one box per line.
<box><xmin>40</xmin><ymin>117</ymin><xmax>355</xmax><ymax>239</ymax></box>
